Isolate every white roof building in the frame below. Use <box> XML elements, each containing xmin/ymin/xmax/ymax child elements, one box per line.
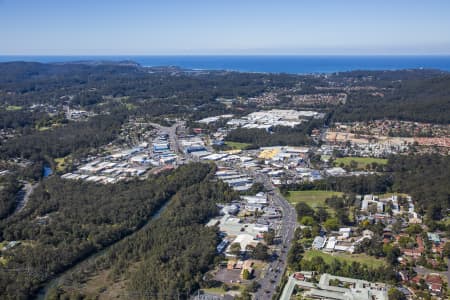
<box><xmin>325</xmin><ymin>236</ymin><xmax>337</xmax><ymax>251</ymax></box>
<box><xmin>226</xmin><ymin>234</ymin><xmax>258</xmax><ymax>256</ymax></box>
<box><xmin>242</xmin><ymin>195</ymin><xmax>268</xmax><ymax>205</ymax></box>
<box><xmin>326</xmin><ymin>167</ymin><xmax>347</xmax><ymax>177</ymax></box>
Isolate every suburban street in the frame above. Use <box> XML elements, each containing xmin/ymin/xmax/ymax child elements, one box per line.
<box><xmin>414</xmin><ymin>262</ymin><xmax>450</xmax><ymax>286</ymax></box>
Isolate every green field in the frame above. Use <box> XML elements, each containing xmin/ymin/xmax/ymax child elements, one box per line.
<box><xmin>54</xmin><ymin>156</ymin><xmax>72</xmax><ymax>172</ymax></box>
<box><xmin>286</xmin><ymin>190</ymin><xmax>343</xmax><ymax>208</ymax></box>
<box><xmin>333</xmin><ymin>157</ymin><xmax>387</xmax><ymax>169</ymax></box>
<box><xmin>225</xmin><ymin>141</ymin><xmax>252</xmax><ymax>150</ymax></box>
<box><xmin>5</xmin><ymin>105</ymin><xmax>23</xmax><ymax>111</ymax></box>
<box><xmin>303</xmin><ymin>250</ymin><xmax>387</xmax><ymax>269</ymax></box>
<box><xmin>438</xmin><ymin>217</ymin><xmax>450</xmax><ymax>227</ymax></box>
<box><xmin>124</xmin><ymin>103</ymin><xmax>137</xmax><ymax>110</ymax></box>
<box><xmin>377</xmin><ymin>192</ymin><xmax>409</xmax><ymax>199</ymax></box>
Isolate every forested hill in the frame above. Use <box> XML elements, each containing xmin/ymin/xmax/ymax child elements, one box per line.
<box><xmin>331</xmin><ymin>69</ymin><xmax>448</xmax><ymax>82</ymax></box>
<box><xmin>0</xmin><ymin>61</ymin><xmax>141</xmax><ymax>83</ymax></box>
<box><xmin>333</xmin><ymin>75</ymin><xmax>450</xmax><ymax>124</ymax></box>
<box><xmin>1</xmin><ymin>61</ymin><xmax>449</xmax><ymax>124</ymax></box>
<box><xmin>0</xmin><ymin>162</ymin><xmax>218</xmax><ymax>299</ymax></box>
<box><xmin>0</xmin><ymin>61</ymin><xmax>299</xmax><ymax>107</ymax></box>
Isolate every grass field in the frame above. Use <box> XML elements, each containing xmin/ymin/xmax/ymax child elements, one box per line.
<box><xmin>124</xmin><ymin>103</ymin><xmax>137</xmax><ymax>110</ymax></box>
<box><xmin>202</xmin><ymin>287</ymin><xmax>226</xmax><ymax>295</ymax></box>
<box><xmin>286</xmin><ymin>190</ymin><xmax>343</xmax><ymax>208</ymax></box>
<box><xmin>334</xmin><ymin>157</ymin><xmax>387</xmax><ymax>169</ymax></box>
<box><xmin>5</xmin><ymin>105</ymin><xmax>22</xmax><ymax>111</ymax></box>
<box><xmin>225</xmin><ymin>141</ymin><xmax>252</xmax><ymax>150</ymax></box>
<box><xmin>0</xmin><ymin>256</ymin><xmax>8</xmax><ymax>266</ymax></box>
<box><xmin>54</xmin><ymin>156</ymin><xmax>72</xmax><ymax>172</ymax></box>
<box><xmin>377</xmin><ymin>192</ymin><xmax>409</xmax><ymax>199</ymax></box>
<box><xmin>303</xmin><ymin>250</ymin><xmax>387</xmax><ymax>269</ymax></box>
<box><xmin>442</xmin><ymin>218</ymin><xmax>450</xmax><ymax>226</ymax></box>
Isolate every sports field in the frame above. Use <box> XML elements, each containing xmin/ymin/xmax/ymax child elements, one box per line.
<box><xmin>334</xmin><ymin>157</ymin><xmax>387</xmax><ymax>169</ymax></box>
<box><xmin>5</xmin><ymin>105</ymin><xmax>22</xmax><ymax>111</ymax></box>
<box><xmin>286</xmin><ymin>190</ymin><xmax>343</xmax><ymax>208</ymax></box>
<box><xmin>225</xmin><ymin>141</ymin><xmax>252</xmax><ymax>150</ymax></box>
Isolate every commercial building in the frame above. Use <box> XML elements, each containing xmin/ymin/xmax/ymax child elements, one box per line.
<box><xmin>280</xmin><ymin>273</ymin><xmax>388</xmax><ymax>300</ymax></box>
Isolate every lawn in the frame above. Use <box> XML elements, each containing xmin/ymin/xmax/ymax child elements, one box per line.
<box><xmin>5</xmin><ymin>105</ymin><xmax>22</xmax><ymax>111</ymax></box>
<box><xmin>124</xmin><ymin>103</ymin><xmax>137</xmax><ymax>110</ymax></box>
<box><xmin>333</xmin><ymin>157</ymin><xmax>387</xmax><ymax>169</ymax></box>
<box><xmin>0</xmin><ymin>256</ymin><xmax>8</xmax><ymax>266</ymax></box>
<box><xmin>225</xmin><ymin>141</ymin><xmax>252</xmax><ymax>150</ymax></box>
<box><xmin>202</xmin><ymin>287</ymin><xmax>226</xmax><ymax>295</ymax></box>
<box><xmin>54</xmin><ymin>156</ymin><xmax>72</xmax><ymax>172</ymax></box>
<box><xmin>377</xmin><ymin>192</ymin><xmax>409</xmax><ymax>199</ymax></box>
<box><xmin>303</xmin><ymin>250</ymin><xmax>387</xmax><ymax>269</ymax></box>
<box><xmin>442</xmin><ymin>218</ymin><xmax>450</xmax><ymax>226</ymax></box>
<box><xmin>286</xmin><ymin>190</ymin><xmax>343</xmax><ymax>208</ymax></box>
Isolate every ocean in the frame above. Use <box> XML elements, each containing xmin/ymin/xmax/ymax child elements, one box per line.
<box><xmin>1</xmin><ymin>55</ymin><xmax>450</xmax><ymax>74</ymax></box>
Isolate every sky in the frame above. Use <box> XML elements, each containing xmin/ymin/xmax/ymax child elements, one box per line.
<box><xmin>1</xmin><ymin>0</ymin><xmax>450</xmax><ymax>55</ymax></box>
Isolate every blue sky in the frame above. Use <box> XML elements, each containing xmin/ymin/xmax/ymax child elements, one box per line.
<box><xmin>1</xmin><ymin>0</ymin><xmax>450</xmax><ymax>55</ymax></box>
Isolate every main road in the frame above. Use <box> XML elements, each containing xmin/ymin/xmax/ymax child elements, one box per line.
<box><xmin>252</xmin><ymin>172</ymin><xmax>297</xmax><ymax>300</ymax></box>
<box><xmin>149</xmin><ymin>124</ymin><xmax>298</xmax><ymax>299</ymax></box>
<box><xmin>148</xmin><ymin>121</ymin><xmax>184</xmax><ymax>154</ymax></box>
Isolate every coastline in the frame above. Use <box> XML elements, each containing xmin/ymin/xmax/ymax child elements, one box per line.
<box><xmin>1</xmin><ymin>55</ymin><xmax>450</xmax><ymax>74</ymax></box>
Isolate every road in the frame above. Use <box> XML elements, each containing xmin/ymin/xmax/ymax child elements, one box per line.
<box><xmin>414</xmin><ymin>259</ymin><xmax>450</xmax><ymax>284</ymax></box>
<box><xmin>148</xmin><ymin>121</ymin><xmax>184</xmax><ymax>154</ymax></box>
<box><xmin>12</xmin><ymin>181</ymin><xmax>38</xmax><ymax>215</ymax></box>
<box><xmin>149</xmin><ymin>124</ymin><xmax>298</xmax><ymax>299</ymax></box>
<box><xmin>252</xmin><ymin>172</ymin><xmax>297</xmax><ymax>300</ymax></box>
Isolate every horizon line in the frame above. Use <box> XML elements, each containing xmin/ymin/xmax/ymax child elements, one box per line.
<box><xmin>2</xmin><ymin>53</ymin><xmax>450</xmax><ymax>57</ymax></box>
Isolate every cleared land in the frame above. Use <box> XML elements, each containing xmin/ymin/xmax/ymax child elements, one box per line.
<box><xmin>54</xmin><ymin>156</ymin><xmax>72</xmax><ymax>172</ymax></box>
<box><xmin>225</xmin><ymin>141</ymin><xmax>252</xmax><ymax>150</ymax></box>
<box><xmin>303</xmin><ymin>250</ymin><xmax>387</xmax><ymax>269</ymax></box>
<box><xmin>286</xmin><ymin>190</ymin><xmax>343</xmax><ymax>208</ymax></box>
<box><xmin>333</xmin><ymin>157</ymin><xmax>387</xmax><ymax>169</ymax></box>
<box><xmin>5</xmin><ymin>105</ymin><xmax>22</xmax><ymax>111</ymax></box>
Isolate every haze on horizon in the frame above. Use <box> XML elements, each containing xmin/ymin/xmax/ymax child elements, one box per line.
<box><xmin>1</xmin><ymin>0</ymin><xmax>450</xmax><ymax>56</ymax></box>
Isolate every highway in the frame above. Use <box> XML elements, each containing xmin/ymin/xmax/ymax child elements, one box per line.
<box><xmin>148</xmin><ymin>121</ymin><xmax>184</xmax><ymax>154</ymax></box>
<box><xmin>149</xmin><ymin>123</ymin><xmax>298</xmax><ymax>299</ymax></box>
<box><xmin>252</xmin><ymin>172</ymin><xmax>297</xmax><ymax>300</ymax></box>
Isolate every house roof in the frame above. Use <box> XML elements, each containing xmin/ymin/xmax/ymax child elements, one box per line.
<box><xmin>430</xmin><ymin>283</ymin><xmax>442</xmax><ymax>291</ymax></box>
<box><xmin>425</xmin><ymin>274</ymin><xmax>443</xmax><ymax>285</ymax></box>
